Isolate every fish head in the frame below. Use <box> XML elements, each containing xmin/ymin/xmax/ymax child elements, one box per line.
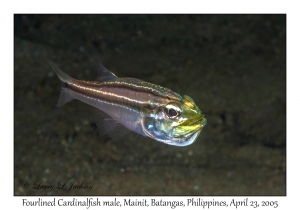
<box><xmin>142</xmin><ymin>95</ymin><xmax>206</xmax><ymax>146</ymax></box>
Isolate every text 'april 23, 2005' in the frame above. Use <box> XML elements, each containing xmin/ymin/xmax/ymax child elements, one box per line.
<box><xmin>21</xmin><ymin>197</ymin><xmax>279</xmax><ymax>209</ymax></box>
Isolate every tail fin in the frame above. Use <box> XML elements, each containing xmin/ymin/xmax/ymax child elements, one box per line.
<box><xmin>47</xmin><ymin>60</ymin><xmax>74</xmax><ymax>107</ymax></box>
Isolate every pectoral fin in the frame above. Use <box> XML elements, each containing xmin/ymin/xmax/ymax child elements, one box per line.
<box><xmin>91</xmin><ymin>108</ymin><xmax>130</xmax><ymax>139</ymax></box>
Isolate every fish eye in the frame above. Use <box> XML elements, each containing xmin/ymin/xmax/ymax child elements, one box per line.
<box><xmin>165</xmin><ymin>104</ymin><xmax>181</xmax><ymax>119</ymax></box>
<box><xmin>168</xmin><ymin>108</ymin><xmax>177</xmax><ymax>117</ymax></box>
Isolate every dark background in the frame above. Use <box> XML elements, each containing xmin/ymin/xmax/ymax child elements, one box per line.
<box><xmin>14</xmin><ymin>14</ymin><xmax>286</xmax><ymax>195</ymax></box>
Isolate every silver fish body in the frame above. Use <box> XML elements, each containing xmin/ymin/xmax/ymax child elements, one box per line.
<box><xmin>48</xmin><ymin>60</ymin><xmax>206</xmax><ymax>146</ymax></box>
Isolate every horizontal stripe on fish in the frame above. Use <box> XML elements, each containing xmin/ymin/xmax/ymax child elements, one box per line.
<box><xmin>66</xmin><ymin>79</ymin><xmax>182</xmax><ymax>111</ymax></box>
<box><xmin>72</xmin><ymin>78</ymin><xmax>181</xmax><ymax>99</ymax></box>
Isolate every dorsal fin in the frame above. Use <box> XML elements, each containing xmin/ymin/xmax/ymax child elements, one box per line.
<box><xmin>94</xmin><ymin>58</ymin><xmax>118</xmax><ymax>82</ymax></box>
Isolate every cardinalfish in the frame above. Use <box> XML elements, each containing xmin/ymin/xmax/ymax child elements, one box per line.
<box><xmin>48</xmin><ymin>60</ymin><xmax>206</xmax><ymax>146</ymax></box>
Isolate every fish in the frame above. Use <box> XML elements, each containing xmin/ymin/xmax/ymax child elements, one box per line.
<box><xmin>48</xmin><ymin>60</ymin><xmax>206</xmax><ymax>146</ymax></box>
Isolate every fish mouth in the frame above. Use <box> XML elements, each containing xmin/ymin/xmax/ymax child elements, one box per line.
<box><xmin>172</xmin><ymin>115</ymin><xmax>206</xmax><ymax>138</ymax></box>
<box><xmin>171</xmin><ymin>116</ymin><xmax>206</xmax><ymax>146</ymax></box>
<box><xmin>198</xmin><ymin>115</ymin><xmax>207</xmax><ymax>128</ymax></box>
<box><xmin>189</xmin><ymin>114</ymin><xmax>207</xmax><ymax>129</ymax></box>
<box><xmin>189</xmin><ymin>115</ymin><xmax>207</xmax><ymax>134</ymax></box>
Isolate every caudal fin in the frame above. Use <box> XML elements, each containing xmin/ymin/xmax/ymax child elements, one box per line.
<box><xmin>56</xmin><ymin>86</ymin><xmax>73</xmax><ymax>107</ymax></box>
<box><xmin>47</xmin><ymin>60</ymin><xmax>74</xmax><ymax>107</ymax></box>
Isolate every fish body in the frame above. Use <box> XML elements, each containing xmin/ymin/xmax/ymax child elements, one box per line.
<box><xmin>48</xmin><ymin>60</ymin><xmax>206</xmax><ymax>146</ymax></box>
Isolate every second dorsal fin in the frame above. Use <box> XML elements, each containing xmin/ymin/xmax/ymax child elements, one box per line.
<box><xmin>94</xmin><ymin>58</ymin><xmax>118</xmax><ymax>82</ymax></box>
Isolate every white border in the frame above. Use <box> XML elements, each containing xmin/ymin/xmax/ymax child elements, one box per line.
<box><xmin>3</xmin><ymin>0</ymin><xmax>298</xmax><ymax>209</ymax></box>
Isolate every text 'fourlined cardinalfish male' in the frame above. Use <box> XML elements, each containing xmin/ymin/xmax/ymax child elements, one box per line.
<box><xmin>48</xmin><ymin>60</ymin><xmax>206</xmax><ymax>146</ymax></box>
